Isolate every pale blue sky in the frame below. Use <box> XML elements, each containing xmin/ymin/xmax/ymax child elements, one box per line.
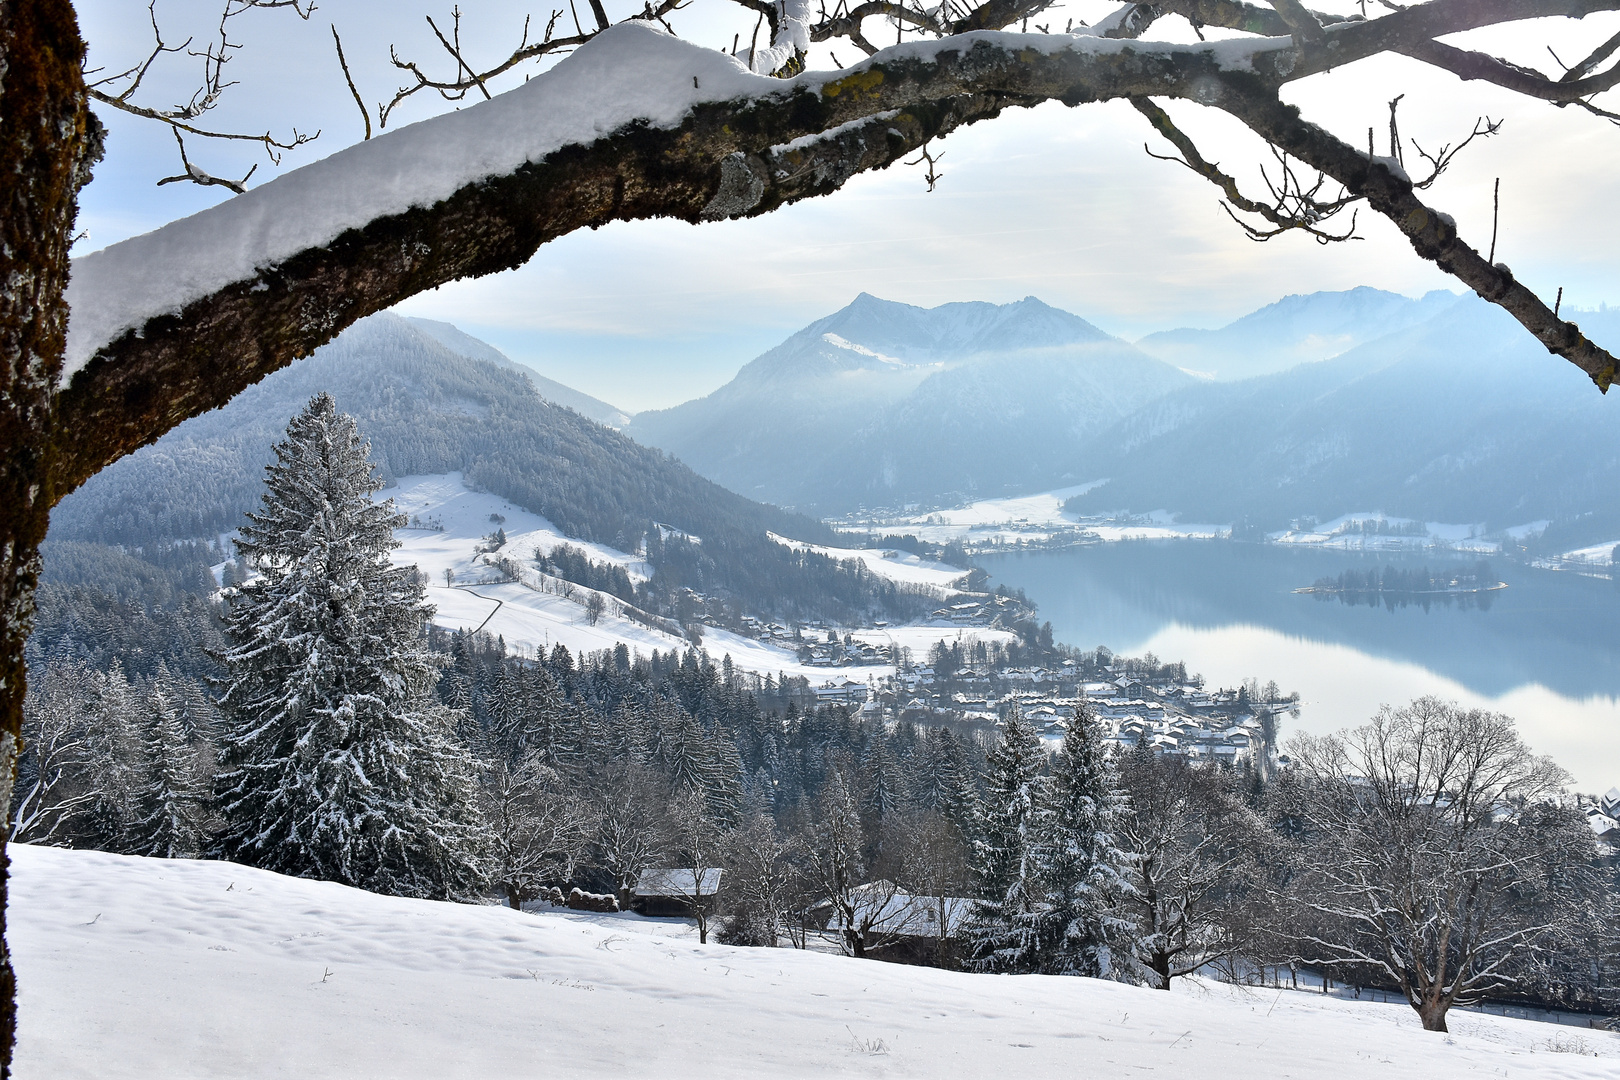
<box><xmin>74</xmin><ymin>1</ymin><xmax>1620</xmax><ymax>410</ymax></box>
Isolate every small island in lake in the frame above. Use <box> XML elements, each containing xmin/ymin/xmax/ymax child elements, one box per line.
<box><xmin>1295</xmin><ymin>561</ymin><xmax>1508</xmax><ymax>611</ymax></box>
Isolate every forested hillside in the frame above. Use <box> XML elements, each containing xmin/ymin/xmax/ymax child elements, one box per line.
<box><xmin>47</xmin><ymin>314</ymin><xmax>932</xmax><ymax>627</ymax></box>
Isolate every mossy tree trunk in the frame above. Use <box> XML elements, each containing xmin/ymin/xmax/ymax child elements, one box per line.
<box><xmin>0</xmin><ymin>1</ymin><xmax>99</xmax><ymax>1074</ymax></box>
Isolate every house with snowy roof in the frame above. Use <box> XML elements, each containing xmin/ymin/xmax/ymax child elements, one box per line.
<box><xmin>632</xmin><ymin>868</ymin><xmax>724</xmax><ymax>917</ymax></box>
<box><xmin>815</xmin><ymin>680</ymin><xmax>870</xmax><ymax>705</ymax></box>
<box><xmin>810</xmin><ymin>881</ymin><xmax>976</xmax><ymax>963</ymax></box>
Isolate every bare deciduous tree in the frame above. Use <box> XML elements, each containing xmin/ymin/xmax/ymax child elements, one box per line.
<box><xmin>719</xmin><ymin>811</ymin><xmax>805</xmax><ymax>947</ymax></box>
<box><xmin>1115</xmin><ymin>741</ymin><xmax>1263</xmax><ymax>989</ymax></box>
<box><xmin>665</xmin><ymin>790</ymin><xmax>728</xmax><ymax>942</ymax></box>
<box><xmin>1280</xmin><ymin>697</ymin><xmax>1602</xmax><ymax>1032</ymax></box>
<box><xmin>804</xmin><ymin>767</ymin><xmax>890</xmax><ymax>956</ymax></box>
<box><xmin>479</xmin><ymin>752</ymin><xmax>592</xmax><ymax>909</ymax></box>
<box><xmin>587</xmin><ymin>759</ymin><xmax>671</xmax><ymax>907</ymax></box>
<box><xmin>898</xmin><ymin>810</ymin><xmax>973</xmax><ymax>967</ymax></box>
<box><xmin>9</xmin><ymin>660</ymin><xmax>99</xmax><ymax>845</ymax></box>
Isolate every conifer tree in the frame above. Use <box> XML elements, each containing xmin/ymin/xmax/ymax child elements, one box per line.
<box><xmin>215</xmin><ymin>394</ymin><xmax>484</xmax><ymax>900</ymax></box>
<box><xmin>859</xmin><ymin>735</ymin><xmax>909</xmax><ymax>824</ymax></box>
<box><xmin>85</xmin><ymin>659</ymin><xmax>142</xmax><ymax>851</ymax></box>
<box><xmin>129</xmin><ymin>685</ymin><xmax>207</xmax><ymax>859</ymax></box>
<box><xmin>965</xmin><ymin>711</ymin><xmax>1046</xmax><ymax>973</ymax></box>
<box><xmin>1038</xmin><ymin>704</ymin><xmax>1138</xmax><ymax>979</ymax></box>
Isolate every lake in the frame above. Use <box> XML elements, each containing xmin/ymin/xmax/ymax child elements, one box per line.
<box><xmin>980</xmin><ymin>541</ymin><xmax>1620</xmax><ymax>792</ymax></box>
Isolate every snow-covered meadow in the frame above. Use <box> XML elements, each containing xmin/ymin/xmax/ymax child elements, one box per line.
<box><xmin>13</xmin><ymin>844</ymin><xmax>1619</xmax><ymax>1079</ymax></box>
<box><xmin>767</xmin><ymin>532</ymin><xmax>970</xmax><ymax>590</ymax></box>
<box><xmin>854</xmin><ymin>485</ymin><xmax>1563</xmax><ymax>555</ymax></box>
<box><xmin>380</xmin><ymin>473</ymin><xmax>998</xmax><ymax>678</ymax></box>
<box><xmin>864</xmin><ymin>484</ymin><xmax>1230</xmax><ymax>547</ymax></box>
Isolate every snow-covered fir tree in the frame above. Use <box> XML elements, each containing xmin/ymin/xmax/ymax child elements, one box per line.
<box><xmin>84</xmin><ymin>659</ymin><xmax>143</xmax><ymax>850</ymax></box>
<box><xmin>215</xmin><ymin>394</ymin><xmax>485</xmax><ymax>900</ymax></box>
<box><xmin>965</xmin><ymin>710</ymin><xmax>1047</xmax><ymax>973</ymax></box>
<box><xmin>1037</xmin><ymin>703</ymin><xmax>1138</xmax><ymax>979</ymax></box>
<box><xmin>128</xmin><ymin>685</ymin><xmax>208</xmax><ymax>860</ymax></box>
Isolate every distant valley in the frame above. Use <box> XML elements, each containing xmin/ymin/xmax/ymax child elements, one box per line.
<box><xmin>46</xmin><ymin>313</ymin><xmax>985</xmax><ymax>665</ymax></box>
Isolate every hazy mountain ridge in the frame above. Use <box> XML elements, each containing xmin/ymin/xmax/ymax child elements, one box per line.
<box><xmin>629</xmin><ymin>287</ymin><xmax>1620</xmax><ymax>546</ymax></box>
<box><xmin>404</xmin><ymin>316</ymin><xmax>631</xmax><ymax>427</ymax></box>
<box><xmin>1069</xmin><ymin>297</ymin><xmax>1620</xmax><ymax>539</ymax></box>
<box><xmin>627</xmin><ymin>294</ymin><xmax>1191</xmax><ymax>510</ymax></box>
<box><xmin>1134</xmin><ymin>286</ymin><xmax>1459</xmax><ymax>380</ymax></box>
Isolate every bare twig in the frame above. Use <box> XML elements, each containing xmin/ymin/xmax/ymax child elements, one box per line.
<box><xmin>427</xmin><ymin>9</ymin><xmax>491</xmax><ymax>100</ymax></box>
<box><xmin>331</xmin><ymin>25</ymin><xmax>372</xmax><ymax>140</ymax></box>
<box><xmin>383</xmin><ymin>9</ymin><xmax>596</xmax><ymax>126</ymax></box>
<box><xmin>382</xmin><ymin>0</ymin><xmax>693</xmax><ymax>126</ymax></box>
<box><xmin>84</xmin><ymin>0</ymin><xmax>319</xmax><ymax>189</ymax></box>
<box><xmin>155</xmin><ymin>129</ymin><xmax>259</xmax><ymax>193</ymax></box>
<box><xmin>1406</xmin><ymin>115</ymin><xmax>1501</xmax><ymax>189</ymax></box>
<box><xmin>1489</xmin><ymin>177</ymin><xmax>1499</xmax><ymax>263</ymax></box>
<box><xmin>905</xmin><ymin>141</ymin><xmax>945</xmax><ymax>190</ymax></box>
<box><xmin>1387</xmin><ymin>94</ymin><xmax>1404</xmax><ymax>167</ymax></box>
<box><xmin>1133</xmin><ymin>97</ymin><xmax>1360</xmax><ymax>244</ymax></box>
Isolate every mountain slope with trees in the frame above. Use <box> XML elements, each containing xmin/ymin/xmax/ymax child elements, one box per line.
<box><xmin>48</xmin><ymin>314</ymin><xmax>928</xmax><ymax>627</ymax></box>
<box><xmin>402</xmin><ymin>318</ymin><xmax>631</xmax><ymax>428</ymax></box>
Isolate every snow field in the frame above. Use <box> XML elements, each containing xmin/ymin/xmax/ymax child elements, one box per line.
<box><xmin>13</xmin><ymin>844</ymin><xmax>1620</xmax><ymax>1079</ymax></box>
<box><xmin>382</xmin><ymin>473</ymin><xmax>993</xmax><ymax>681</ymax></box>
<box><xmin>1557</xmin><ymin>541</ymin><xmax>1620</xmax><ymax>565</ymax></box>
<box><xmin>880</xmin><ymin>484</ymin><xmax>1227</xmax><ymax>546</ymax></box>
<box><xmin>390</xmin><ymin>472</ymin><xmax>651</xmax><ymax>582</ymax></box>
<box><xmin>917</xmin><ymin>482</ymin><xmax>1109</xmax><ymax>527</ymax></box>
<box><xmin>1269</xmin><ymin>512</ymin><xmax>1501</xmax><ymax>553</ymax></box>
<box><xmin>767</xmin><ymin>532</ymin><xmax>970</xmax><ymax>590</ymax></box>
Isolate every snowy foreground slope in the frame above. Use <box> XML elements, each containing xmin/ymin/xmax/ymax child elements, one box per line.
<box><xmin>12</xmin><ymin>846</ymin><xmax>1620</xmax><ymax>1079</ymax></box>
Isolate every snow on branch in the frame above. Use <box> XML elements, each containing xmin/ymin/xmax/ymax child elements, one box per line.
<box><xmin>63</xmin><ymin>23</ymin><xmax>1285</xmax><ymax>385</ymax></box>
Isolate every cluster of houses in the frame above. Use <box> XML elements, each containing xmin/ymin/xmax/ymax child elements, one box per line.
<box><xmin>733</xmin><ymin>615</ymin><xmax>894</xmax><ymax>667</ymax></box>
<box><xmin>924</xmin><ymin>594</ymin><xmax>1029</xmax><ymax>624</ymax></box>
<box><xmin>626</xmin><ymin>668</ymin><xmax>1286</xmax><ymax>960</ymax></box>
<box><xmin>1584</xmin><ymin>788</ymin><xmax>1620</xmax><ymax>845</ymax></box>
<box><xmin>873</xmin><ymin>665</ymin><xmax>1279</xmax><ymax>770</ymax></box>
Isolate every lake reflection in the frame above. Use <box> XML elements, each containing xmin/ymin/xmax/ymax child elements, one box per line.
<box><xmin>980</xmin><ymin>541</ymin><xmax>1620</xmax><ymax>790</ymax></box>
